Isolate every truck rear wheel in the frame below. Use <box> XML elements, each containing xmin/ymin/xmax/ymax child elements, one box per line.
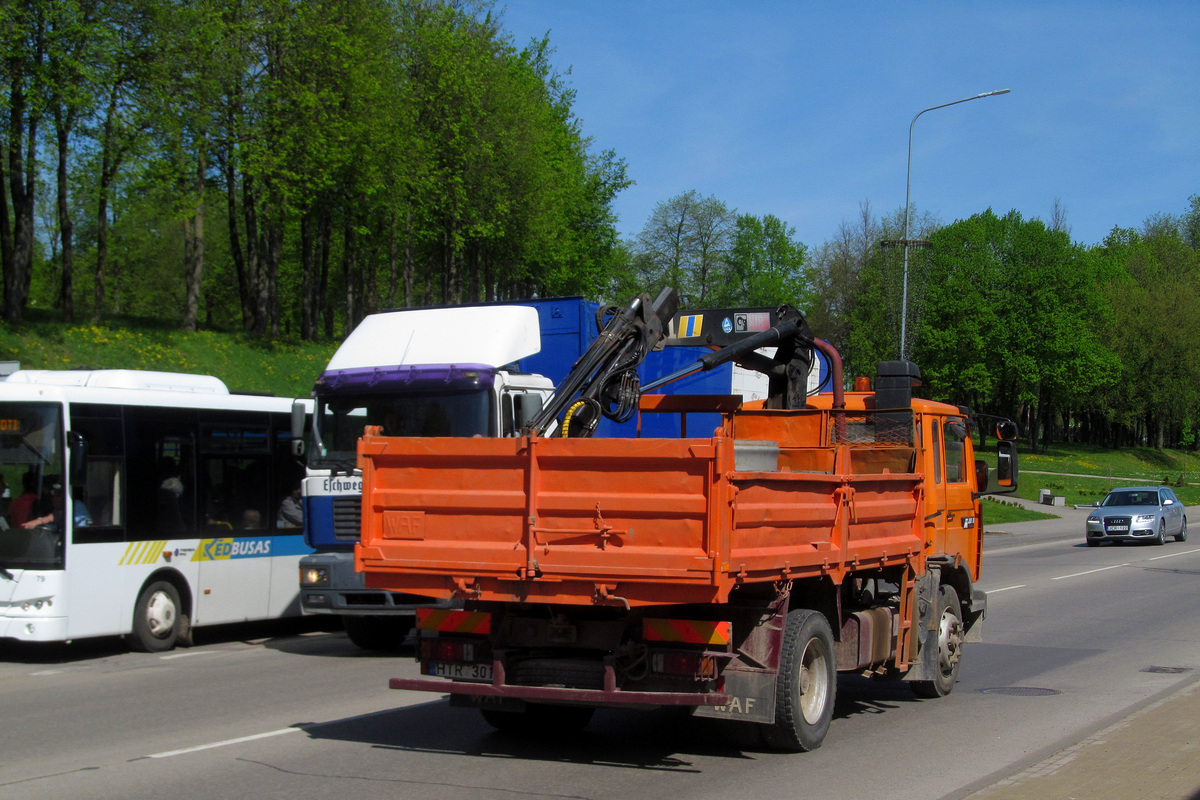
<box><xmin>481</xmin><ymin>703</ymin><xmax>595</xmax><ymax>735</ymax></box>
<box><xmin>342</xmin><ymin>616</ymin><xmax>414</xmax><ymax>651</ymax></box>
<box><xmin>912</xmin><ymin>584</ymin><xmax>963</xmax><ymax>698</ymax></box>
<box><xmin>760</xmin><ymin>608</ymin><xmax>836</xmax><ymax>752</ymax></box>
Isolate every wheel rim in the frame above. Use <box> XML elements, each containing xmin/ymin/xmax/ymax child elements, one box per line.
<box><xmin>936</xmin><ymin>608</ymin><xmax>964</xmax><ymax>677</ymax></box>
<box><xmin>145</xmin><ymin>590</ymin><xmax>177</xmax><ymax>638</ymax></box>
<box><xmin>798</xmin><ymin>636</ymin><xmax>830</xmax><ymax>724</ymax></box>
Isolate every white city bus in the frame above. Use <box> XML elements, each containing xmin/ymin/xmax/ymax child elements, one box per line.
<box><xmin>0</xmin><ymin>368</ymin><xmax>312</xmax><ymax>651</ymax></box>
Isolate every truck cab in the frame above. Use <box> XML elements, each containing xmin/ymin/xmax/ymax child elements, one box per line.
<box><xmin>297</xmin><ymin>305</ymin><xmax>553</xmax><ymax>649</ymax></box>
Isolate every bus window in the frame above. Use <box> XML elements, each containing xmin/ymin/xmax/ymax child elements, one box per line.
<box><xmin>70</xmin><ymin>404</ymin><xmax>125</xmax><ymax>541</ymax></box>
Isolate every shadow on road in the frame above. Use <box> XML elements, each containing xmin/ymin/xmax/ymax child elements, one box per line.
<box><xmin>294</xmin><ymin>672</ymin><xmax>930</xmax><ymax>770</ymax></box>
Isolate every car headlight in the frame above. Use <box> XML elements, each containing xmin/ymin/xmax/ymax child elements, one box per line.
<box><xmin>300</xmin><ymin>565</ymin><xmax>330</xmax><ymax>587</ymax></box>
<box><xmin>1087</xmin><ymin>515</ymin><xmax>1099</xmax><ymax>523</ymax></box>
<box><xmin>1135</xmin><ymin>515</ymin><xmax>1157</xmax><ymax>523</ymax></box>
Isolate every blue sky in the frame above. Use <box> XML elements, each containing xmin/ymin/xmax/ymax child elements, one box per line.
<box><xmin>500</xmin><ymin>1</ymin><xmax>1200</xmax><ymax>249</ymax></box>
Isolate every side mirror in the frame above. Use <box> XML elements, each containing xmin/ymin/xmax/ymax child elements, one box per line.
<box><xmin>67</xmin><ymin>431</ymin><xmax>88</xmax><ymax>486</ymax></box>
<box><xmin>995</xmin><ymin>420</ymin><xmax>1018</xmax><ymax>441</ymax></box>
<box><xmin>291</xmin><ymin>400</ymin><xmax>307</xmax><ymax>456</ymax></box>
<box><xmin>993</xmin><ymin>440</ymin><xmax>1018</xmax><ymax>492</ymax></box>
<box><xmin>1164</xmin><ymin>498</ymin><xmax>1175</xmax><ymax>506</ymax></box>
<box><xmin>513</xmin><ymin>393</ymin><xmax>545</xmax><ymax>431</ymax></box>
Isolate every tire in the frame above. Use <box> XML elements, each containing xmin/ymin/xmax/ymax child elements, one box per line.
<box><xmin>481</xmin><ymin>703</ymin><xmax>595</xmax><ymax>735</ymax></box>
<box><xmin>1176</xmin><ymin>517</ymin><xmax>1188</xmax><ymax>543</ymax></box>
<box><xmin>760</xmin><ymin>608</ymin><xmax>836</xmax><ymax>752</ymax></box>
<box><xmin>131</xmin><ymin>580</ymin><xmax>182</xmax><ymax>652</ymax></box>
<box><xmin>1155</xmin><ymin>521</ymin><xmax>1167</xmax><ymax>546</ymax></box>
<box><xmin>343</xmin><ymin>615</ymin><xmax>414</xmax><ymax>651</ymax></box>
<box><xmin>912</xmin><ymin>585</ymin><xmax>964</xmax><ymax>698</ymax></box>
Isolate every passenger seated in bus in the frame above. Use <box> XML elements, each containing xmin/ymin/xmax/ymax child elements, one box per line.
<box><xmin>157</xmin><ymin>458</ymin><xmax>186</xmax><ymax>533</ymax></box>
<box><xmin>277</xmin><ymin>484</ymin><xmax>303</xmax><ymax>528</ymax></box>
<box><xmin>10</xmin><ymin>471</ymin><xmax>38</xmax><ymax>526</ymax></box>
<box><xmin>238</xmin><ymin>508</ymin><xmax>262</xmax><ymax>529</ymax></box>
<box><xmin>0</xmin><ymin>475</ymin><xmax>10</xmax><ymax>530</ymax></box>
<box><xmin>22</xmin><ymin>483</ymin><xmax>91</xmax><ymax>530</ymax></box>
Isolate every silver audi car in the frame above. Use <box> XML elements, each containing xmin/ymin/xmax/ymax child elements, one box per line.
<box><xmin>1085</xmin><ymin>486</ymin><xmax>1188</xmax><ymax>546</ymax></box>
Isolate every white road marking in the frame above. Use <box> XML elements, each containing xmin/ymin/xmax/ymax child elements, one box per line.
<box><xmin>148</xmin><ymin>727</ymin><xmax>301</xmax><ymax>758</ymax></box>
<box><xmin>1052</xmin><ymin>563</ymin><xmax>1130</xmax><ymax>581</ymax></box>
<box><xmin>988</xmin><ymin>585</ymin><xmax>1026</xmax><ymax>593</ymax></box>
<box><xmin>1147</xmin><ymin>548</ymin><xmax>1200</xmax><ymax>561</ymax></box>
<box><xmin>159</xmin><ymin>651</ymin><xmax>221</xmax><ymax>661</ymax></box>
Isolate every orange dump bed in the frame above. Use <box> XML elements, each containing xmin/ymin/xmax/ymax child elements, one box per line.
<box><xmin>357</xmin><ymin>407</ymin><xmax>925</xmax><ymax>607</ymax></box>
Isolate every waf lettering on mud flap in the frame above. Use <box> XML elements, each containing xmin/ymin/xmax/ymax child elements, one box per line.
<box><xmin>192</xmin><ymin>537</ymin><xmax>273</xmax><ymax>561</ymax></box>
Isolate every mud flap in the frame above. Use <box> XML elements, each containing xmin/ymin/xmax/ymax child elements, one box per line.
<box><xmin>903</xmin><ymin>570</ymin><xmax>940</xmax><ymax>682</ymax></box>
<box><xmin>693</xmin><ymin>667</ymin><xmax>775</xmax><ymax>723</ymax></box>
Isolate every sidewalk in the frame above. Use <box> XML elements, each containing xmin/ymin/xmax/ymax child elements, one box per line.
<box><xmin>961</xmin><ymin>676</ymin><xmax>1200</xmax><ymax>800</ymax></box>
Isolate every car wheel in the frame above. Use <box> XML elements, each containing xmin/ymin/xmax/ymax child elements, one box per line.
<box><xmin>1176</xmin><ymin>517</ymin><xmax>1188</xmax><ymax>543</ymax></box>
<box><xmin>1155</xmin><ymin>521</ymin><xmax>1166</xmax><ymax>546</ymax></box>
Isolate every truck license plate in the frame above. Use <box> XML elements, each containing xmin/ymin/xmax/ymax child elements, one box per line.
<box><xmin>426</xmin><ymin>662</ymin><xmax>494</xmax><ymax>682</ymax></box>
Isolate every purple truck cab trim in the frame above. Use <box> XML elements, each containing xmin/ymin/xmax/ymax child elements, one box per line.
<box><xmin>317</xmin><ymin>363</ymin><xmax>498</xmax><ymax>393</ymax></box>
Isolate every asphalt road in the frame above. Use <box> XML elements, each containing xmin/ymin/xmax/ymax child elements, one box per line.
<box><xmin>3</xmin><ymin>512</ymin><xmax>1198</xmax><ymax>800</ymax></box>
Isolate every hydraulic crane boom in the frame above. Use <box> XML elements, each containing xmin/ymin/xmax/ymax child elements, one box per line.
<box><xmin>524</xmin><ymin>290</ymin><xmax>821</xmax><ymax>437</ymax></box>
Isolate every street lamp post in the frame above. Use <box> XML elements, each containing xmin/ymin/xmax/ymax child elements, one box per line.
<box><xmin>897</xmin><ymin>89</ymin><xmax>1010</xmax><ymax>360</ymax></box>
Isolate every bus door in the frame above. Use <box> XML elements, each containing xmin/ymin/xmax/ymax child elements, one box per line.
<box><xmin>194</xmin><ymin>419</ymin><xmax>274</xmax><ymax>624</ymax></box>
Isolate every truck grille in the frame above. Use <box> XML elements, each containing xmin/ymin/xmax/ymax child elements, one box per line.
<box><xmin>333</xmin><ymin>496</ymin><xmax>363</xmax><ymax>541</ymax></box>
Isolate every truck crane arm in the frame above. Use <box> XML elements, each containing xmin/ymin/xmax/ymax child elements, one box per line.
<box><xmin>524</xmin><ymin>293</ymin><xmax>824</xmax><ymax>437</ymax></box>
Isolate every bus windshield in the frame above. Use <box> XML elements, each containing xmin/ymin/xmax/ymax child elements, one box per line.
<box><xmin>311</xmin><ymin>388</ymin><xmax>494</xmax><ymax>470</ymax></box>
<box><xmin>0</xmin><ymin>402</ymin><xmax>66</xmax><ymax>570</ymax></box>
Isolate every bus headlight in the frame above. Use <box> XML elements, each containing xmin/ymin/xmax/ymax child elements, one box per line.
<box><xmin>300</xmin><ymin>566</ymin><xmax>330</xmax><ymax>587</ymax></box>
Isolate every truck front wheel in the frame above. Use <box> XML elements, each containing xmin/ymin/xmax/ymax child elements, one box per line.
<box><xmin>912</xmin><ymin>584</ymin><xmax>963</xmax><ymax>698</ymax></box>
<box><xmin>760</xmin><ymin>608</ymin><xmax>836</xmax><ymax>752</ymax></box>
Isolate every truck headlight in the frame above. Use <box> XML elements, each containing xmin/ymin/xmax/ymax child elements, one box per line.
<box><xmin>300</xmin><ymin>566</ymin><xmax>330</xmax><ymax>587</ymax></box>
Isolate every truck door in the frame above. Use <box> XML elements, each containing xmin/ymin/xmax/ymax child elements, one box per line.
<box><xmin>939</xmin><ymin>417</ymin><xmax>978</xmax><ymax>558</ymax></box>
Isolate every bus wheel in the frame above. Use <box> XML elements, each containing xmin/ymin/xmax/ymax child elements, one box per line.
<box><xmin>131</xmin><ymin>581</ymin><xmax>181</xmax><ymax>652</ymax></box>
<box><xmin>760</xmin><ymin>608</ymin><xmax>836</xmax><ymax>752</ymax></box>
<box><xmin>912</xmin><ymin>584</ymin><xmax>963</xmax><ymax>698</ymax></box>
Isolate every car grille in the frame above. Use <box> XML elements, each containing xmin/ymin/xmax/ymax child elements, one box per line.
<box><xmin>1103</xmin><ymin>516</ymin><xmax>1132</xmax><ymax>533</ymax></box>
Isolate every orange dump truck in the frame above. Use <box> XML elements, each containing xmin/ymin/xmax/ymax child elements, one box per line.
<box><xmin>356</xmin><ymin>295</ymin><xmax>1018</xmax><ymax>751</ymax></box>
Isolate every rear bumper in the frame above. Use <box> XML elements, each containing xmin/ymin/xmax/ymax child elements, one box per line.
<box><xmin>390</xmin><ymin>674</ymin><xmax>731</xmax><ymax>708</ymax></box>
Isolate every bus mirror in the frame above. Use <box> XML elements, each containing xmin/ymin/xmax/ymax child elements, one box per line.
<box><xmin>291</xmin><ymin>401</ymin><xmax>307</xmax><ymax>456</ymax></box>
<box><xmin>995</xmin><ymin>440</ymin><xmax>1018</xmax><ymax>489</ymax></box>
<box><xmin>67</xmin><ymin>431</ymin><xmax>87</xmax><ymax>485</ymax></box>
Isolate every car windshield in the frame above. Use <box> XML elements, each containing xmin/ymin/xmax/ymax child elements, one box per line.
<box><xmin>1103</xmin><ymin>491</ymin><xmax>1159</xmax><ymax>507</ymax></box>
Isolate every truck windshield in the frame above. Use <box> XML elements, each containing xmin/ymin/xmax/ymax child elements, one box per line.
<box><xmin>0</xmin><ymin>402</ymin><xmax>66</xmax><ymax>571</ymax></box>
<box><xmin>311</xmin><ymin>388</ymin><xmax>494</xmax><ymax>469</ymax></box>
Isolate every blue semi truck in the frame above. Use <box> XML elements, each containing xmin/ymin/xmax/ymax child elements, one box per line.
<box><xmin>296</xmin><ymin>297</ymin><xmax>828</xmax><ymax>649</ymax></box>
